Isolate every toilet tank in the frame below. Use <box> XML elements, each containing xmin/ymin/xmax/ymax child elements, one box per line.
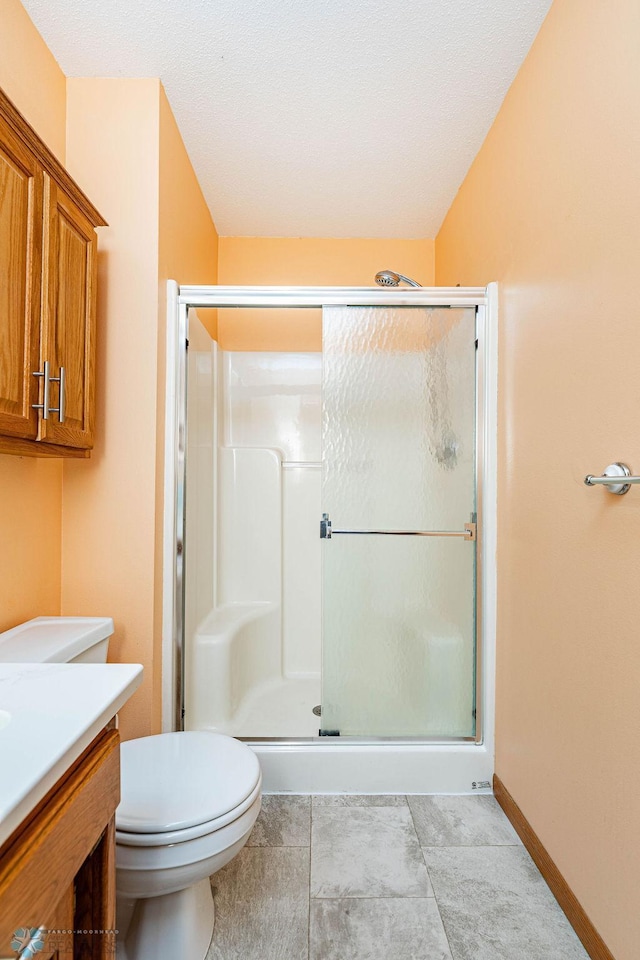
<box><xmin>0</xmin><ymin>617</ymin><xmax>114</xmax><ymax>664</ymax></box>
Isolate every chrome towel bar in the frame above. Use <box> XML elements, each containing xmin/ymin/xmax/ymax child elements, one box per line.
<box><xmin>584</xmin><ymin>462</ymin><xmax>640</xmax><ymax>495</ymax></box>
<box><xmin>320</xmin><ymin>513</ymin><xmax>476</xmax><ymax>541</ymax></box>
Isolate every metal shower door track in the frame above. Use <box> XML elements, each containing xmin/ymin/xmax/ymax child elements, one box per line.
<box><xmin>178</xmin><ymin>285</ymin><xmax>487</xmax><ymax>309</ymax></box>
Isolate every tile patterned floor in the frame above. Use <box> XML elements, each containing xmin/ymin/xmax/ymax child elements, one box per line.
<box><xmin>206</xmin><ymin>795</ymin><xmax>589</xmax><ymax>960</ymax></box>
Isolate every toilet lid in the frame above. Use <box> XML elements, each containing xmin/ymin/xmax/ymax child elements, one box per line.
<box><xmin>116</xmin><ymin>732</ymin><xmax>261</xmax><ymax>834</ymax></box>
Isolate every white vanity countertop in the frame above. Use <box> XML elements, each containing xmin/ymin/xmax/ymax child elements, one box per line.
<box><xmin>0</xmin><ymin>662</ymin><xmax>143</xmax><ymax>848</ymax></box>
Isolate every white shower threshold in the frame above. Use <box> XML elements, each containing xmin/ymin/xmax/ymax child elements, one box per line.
<box><xmin>252</xmin><ymin>739</ymin><xmax>494</xmax><ymax>795</ymax></box>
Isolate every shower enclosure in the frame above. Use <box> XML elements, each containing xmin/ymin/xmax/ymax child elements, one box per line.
<box><xmin>163</xmin><ymin>283</ymin><xmax>497</xmax><ymax>792</ymax></box>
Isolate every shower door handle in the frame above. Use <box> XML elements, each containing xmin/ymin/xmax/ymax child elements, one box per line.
<box><xmin>320</xmin><ymin>513</ymin><xmax>476</xmax><ymax>541</ymax></box>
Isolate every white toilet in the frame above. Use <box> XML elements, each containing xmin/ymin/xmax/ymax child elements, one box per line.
<box><xmin>0</xmin><ymin>616</ymin><xmax>262</xmax><ymax>960</ymax></box>
<box><xmin>115</xmin><ymin>729</ymin><xmax>261</xmax><ymax>960</ymax></box>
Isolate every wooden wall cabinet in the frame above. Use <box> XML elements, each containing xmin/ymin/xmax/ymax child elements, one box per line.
<box><xmin>0</xmin><ymin>88</ymin><xmax>106</xmax><ymax>458</ymax></box>
<box><xmin>0</xmin><ymin>725</ymin><xmax>120</xmax><ymax>960</ymax></box>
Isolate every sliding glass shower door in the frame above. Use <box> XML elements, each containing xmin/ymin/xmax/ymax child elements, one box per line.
<box><xmin>320</xmin><ymin>305</ymin><xmax>478</xmax><ymax>738</ymax></box>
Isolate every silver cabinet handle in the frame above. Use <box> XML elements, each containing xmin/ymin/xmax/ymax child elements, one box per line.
<box><xmin>32</xmin><ymin>359</ymin><xmax>51</xmax><ymax>419</ymax></box>
<box><xmin>59</xmin><ymin>366</ymin><xmax>65</xmax><ymax>422</ymax></box>
<box><xmin>320</xmin><ymin>513</ymin><xmax>476</xmax><ymax>541</ymax></box>
<box><xmin>32</xmin><ymin>362</ymin><xmax>65</xmax><ymax>422</ymax></box>
<box><xmin>49</xmin><ymin>365</ymin><xmax>65</xmax><ymax>423</ymax></box>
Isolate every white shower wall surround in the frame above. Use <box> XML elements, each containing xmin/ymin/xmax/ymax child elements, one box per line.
<box><xmin>185</xmin><ymin>342</ymin><xmax>323</xmax><ymax>737</ymax></box>
<box><xmin>223</xmin><ymin>349</ymin><xmax>323</xmax><ymax>683</ymax></box>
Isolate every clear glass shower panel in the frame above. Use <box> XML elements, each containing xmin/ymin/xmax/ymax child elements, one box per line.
<box><xmin>321</xmin><ymin>306</ymin><xmax>477</xmax><ymax>738</ymax></box>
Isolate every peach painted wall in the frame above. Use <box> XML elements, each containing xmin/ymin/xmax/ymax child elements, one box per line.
<box><xmin>0</xmin><ymin>0</ymin><xmax>66</xmax><ymax>157</ymax></box>
<box><xmin>0</xmin><ymin>0</ymin><xmax>65</xmax><ymax>631</ymax></box>
<box><xmin>435</xmin><ymin>1</ymin><xmax>640</xmax><ymax>956</ymax></box>
<box><xmin>158</xmin><ymin>88</ymin><xmax>219</xmax><ymax>332</ymax></box>
<box><xmin>63</xmin><ymin>79</ymin><xmax>161</xmax><ymax>740</ymax></box>
<box><xmin>62</xmin><ymin>80</ymin><xmax>218</xmax><ymax>740</ymax></box>
<box><xmin>217</xmin><ymin>237</ymin><xmax>434</xmax><ymax>350</ymax></box>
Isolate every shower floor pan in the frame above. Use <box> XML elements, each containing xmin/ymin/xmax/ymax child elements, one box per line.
<box><xmin>186</xmin><ymin>616</ymin><xmax>492</xmax><ymax>793</ymax></box>
<box><xmin>187</xmin><ymin>674</ymin><xmax>493</xmax><ymax>794</ymax></box>
<box><xmin>194</xmin><ymin>676</ymin><xmax>321</xmax><ymax>739</ymax></box>
<box><xmin>233</xmin><ymin>685</ymin><xmax>492</xmax><ymax>796</ymax></box>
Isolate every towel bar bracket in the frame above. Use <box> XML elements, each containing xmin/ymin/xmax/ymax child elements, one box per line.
<box><xmin>584</xmin><ymin>462</ymin><xmax>640</xmax><ymax>495</ymax></box>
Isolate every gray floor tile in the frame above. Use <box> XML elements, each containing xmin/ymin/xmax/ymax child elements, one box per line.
<box><xmin>424</xmin><ymin>846</ymin><xmax>589</xmax><ymax>960</ymax></box>
<box><xmin>408</xmin><ymin>796</ymin><xmax>521</xmax><ymax>846</ymax></box>
<box><xmin>207</xmin><ymin>847</ymin><xmax>310</xmax><ymax>960</ymax></box>
<box><xmin>310</xmin><ymin>898</ymin><xmax>453</xmax><ymax>960</ymax></box>
<box><xmin>311</xmin><ymin>807</ymin><xmax>432</xmax><ymax>898</ymax></box>
<box><xmin>248</xmin><ymin>795</ymin><xmax>311</xmax><ymax>846</ymax></box>
<box><xmin>313</xmin><ymin>794</ymin><xmax>407</xmax><ymax>807</ymax></box>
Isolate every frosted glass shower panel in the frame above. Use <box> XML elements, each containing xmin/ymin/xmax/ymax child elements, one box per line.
<box><xmin>322</xmin><ymin>536</ymin><xmax>475</xmax><ymax>737</ymax></box>
<box><xmin>321</xmin><ymin>306</ymin><xmax>477</xmax><ymax>737</ymax></box>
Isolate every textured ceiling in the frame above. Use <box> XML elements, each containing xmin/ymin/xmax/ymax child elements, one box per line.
<box><xmin>22</xmin><ymin>0</ymin><xmax>552</xmax><ymax>238</ymax></box>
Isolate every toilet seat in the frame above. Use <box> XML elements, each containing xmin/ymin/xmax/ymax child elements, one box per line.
<box><xmin>116</xmin><ymin>776</ymin><xmax>262</xmax><ymax>846</ymax></box>
<box><xmin>116</xmin><ymin>731</ymin><xmax>261</xmax><ymax>836</ymax></box>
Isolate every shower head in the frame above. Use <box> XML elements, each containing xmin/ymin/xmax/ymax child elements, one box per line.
<box><xmin>374</xmin><ymin>270</ymin><xmax>422</xmax><ymax>288</ymax></box>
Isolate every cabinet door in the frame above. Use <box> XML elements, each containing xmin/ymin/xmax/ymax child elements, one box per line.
<box><xmin>0</xmin><ymin>117</ymin><xmax>43</xmax><ymax>438</ymax></box>
<box><xmin>40</xmin><ymin>175</ymin><xmax>97</xmax><ymax>448</ymax></box>
<box><xmin>0</xmin><ymin>728</ymin><xmax>119</xmax><ymax>959</ymax></box>
<box><xmin>41</xmin><ymin>883</ymin><xmax>74</xmax><ymax>960</ymax></box>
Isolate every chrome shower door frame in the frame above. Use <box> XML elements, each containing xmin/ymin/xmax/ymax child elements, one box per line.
<box><xmin>163</xmin><ymin>284</ymin><xmax>498</xmax><ymax>767</ymax></box>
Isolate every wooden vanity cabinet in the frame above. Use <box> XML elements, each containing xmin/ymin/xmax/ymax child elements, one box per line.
<box><xmin>0</xmin><ymin>724</ymin><xmax>120</xmax><ymax>960</ymax></box>
<box><xmin>0</xmin><ymin>88</ymin><xmax>106</xmax><ymax>458</ymax></box>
